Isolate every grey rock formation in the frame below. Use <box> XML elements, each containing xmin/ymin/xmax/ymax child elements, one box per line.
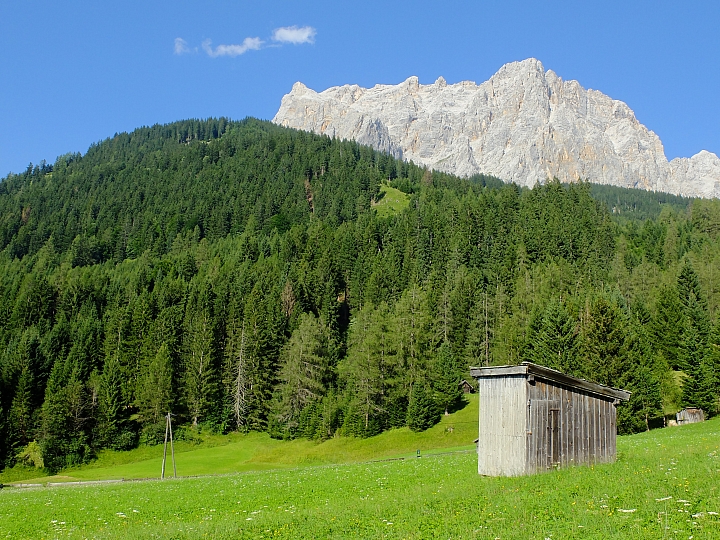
<box><xmin>273</xmin><ymin>59</ymin><xmax>720</xmax><ymax>198</ymax></box>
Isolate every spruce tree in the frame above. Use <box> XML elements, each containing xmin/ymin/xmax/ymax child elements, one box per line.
<box><xmin>40</xmin><ymin>366</ymin><xmax>91</xmax><ymax>472</ymax></box>
<box><xmin>675</xmin><ymin>262</ymin><xmax>712</xmax><ymax>411</ymax></box>
<box><xmin>269</xmin><ymin>313</ymin><xmax>332</xmax><ymax>439</ymax></box>
<box><xmin>8</xmin><ymin>368</ymin><xmax>34</xmax><ymax>449</ymax></box>
<box><xmin>580</xmin><ymin>292</ymin><xmax>627</xmax><ymax>387</ymax></box>
<box><xmin>651</xmin><ymin>287</ymin><xmax>683</xmax><ymax>369</ymax></box>
<box><xmin>95</xmin><ymin>354</ymin><xmax>134</xmax><ymax>450</ymax></box>
<box><xmin>617</xmin><ymin>320</ymin><xmax>663</xmax><ymax>433</ymax></box>
<box><xmin>533</xmin><ymin>299</ymin><xmax>579</xmax><ymax>375</ymax></box>
<box><xmin>182</xmin><ymin>284</ymin><xmax>218</xmax><ymax>427</ymax></box>
<box><xmin>136</xmin><ymin>343</ymin><xmax>174</xmax><ymax>427</ymax></box>
<box><xmin>406</xmin><ymin>383</ymin><xmax>439</xmax><ymax>432</ymax></box>
<box><xmin>393</xmin><ymin>285</ymin><xmax>431</xmax><ymax>391</ymax></box>
<box><xmin>339</xmin><ymin>303</ymin><xmax>398</xmax><ymax>437</ymax></box>
<box><xmin>431</xmin><ymin>342</ymin><xmax>463</xmax><ymax>415</ymax></box>
<box><xmin>679</xmin><ymin>306</ymin><xmax>710</xmax><ymax>410</ymax></box>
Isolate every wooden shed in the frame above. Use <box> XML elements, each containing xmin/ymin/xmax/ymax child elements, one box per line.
<box><xmin>677</xmin><ymin>408</ymin><xmax>705</xmax><ymax>425</ymax></box>
<box><xmin>459</xmin><ymin>379</ymin><xmax>475</xmax><ymax>394</ymax></box>
<box><xmin>470</xmin><ymin>362</ymin><xmax>630</xmax><ymax>476</ymax></box>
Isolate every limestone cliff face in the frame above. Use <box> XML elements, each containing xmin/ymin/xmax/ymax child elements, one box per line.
<box><xmin>273</xmin><ymin>59</ymin><xmax>720</xmax><ymax>198</ymax></box>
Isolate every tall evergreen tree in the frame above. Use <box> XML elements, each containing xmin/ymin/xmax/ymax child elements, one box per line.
<box><xmin>95</xmin><ymin>354</ymin><xmax>134</xmax><ymax>450</ymax></box>
<box><xmin>580</xmin><ymin>292</ymin><xmax>628</xmax><ymax>387</ymax></box>
<box><xmin>136</xmin><ymin>343</ymin><xmax>174</xmax><ymax>427</ymax></box>
<box><xmin>406</xmin><ymin>383</ymin><xmax>439</xmax><ymax>432</ymax></box>
<box><xmin>617</xmin><ymin>319</ymin><xmax>663</xmax><ymax>433</ymax></box>
<box><xmin>269</xmin><ymin>313</ymin><xmax>332</xmax><ymax>439</ymax></box>
<box><xmin>532</xmin><ymin>299</ymin><xmax>579</xmax><ymax>375</ymax></box>
<box><xmin>651</xmin><ymin>286</ymin><xmax>684</xmax><ymax>370</ymax></box>
<box><xmin>392</xmin><ymin>285</ymin><xmax>431</xmax><ymax>391</ymax></box>
<box><xmin>182</xmin><ymin>285</ymin><xmax>218</xmax><ymax>426</ymax></box>
<box><xmin>430</xmin><ymin>341</ymin><xmax>463</xmax><ymax>416</ymax></box>
<box><xmin>39</xmin><ymin>366</ymin><xmax>91</xmax><ymax>472</ymax></box>
<box><xmin>339</xmin><ymin>303</ymin><xmax>398</xmax><ymax>437</ymax></box>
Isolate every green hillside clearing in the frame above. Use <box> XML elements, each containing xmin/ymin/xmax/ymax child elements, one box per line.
<box><xmin>372</xmin><ymin>184</ymin><xmax>410</xmax><ymax>217</ymax></box>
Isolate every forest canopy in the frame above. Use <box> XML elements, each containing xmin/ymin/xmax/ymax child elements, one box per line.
<box><xmin>1</xmin><ymin>118</ymin><xmax>719</xmax><ymax>472</ymax></box>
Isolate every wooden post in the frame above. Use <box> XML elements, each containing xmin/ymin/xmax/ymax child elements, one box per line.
<box><xmin>168</xmin><ymin>412</ymin><xmax>177</xmax><ymax>478</ymax></box>
<box><xmin>161</xmin><ymin>413</ymin><xmax>169</xmax><ymax>479</ymax></box>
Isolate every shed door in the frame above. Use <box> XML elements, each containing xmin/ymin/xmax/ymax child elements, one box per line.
<box><xmin>529</xmin><ymin>399</ymin><xmax>561</xmax><ymax>471</ymax></box>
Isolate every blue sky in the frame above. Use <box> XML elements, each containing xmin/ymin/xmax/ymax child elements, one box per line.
<box><xmin>1</xmin><ymin>1</ymin><xmax>719</xmax><ymax>177</ymax></box>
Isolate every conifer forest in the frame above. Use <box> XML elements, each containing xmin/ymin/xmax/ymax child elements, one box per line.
<box><xmin>1</xmin><ymin>118</ymin><xmax>719</xmax><ymax>472</ymax></box>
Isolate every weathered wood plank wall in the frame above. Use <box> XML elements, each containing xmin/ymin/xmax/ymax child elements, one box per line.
<box><xmin>525</xmin><ymin>380</ymin><xmax>617</xmax><ymax>474</ymax></box>
<box><xmin>477</xmin><ymin>375</ymin><xmax>526</xmax><ymax>476</ymax></box>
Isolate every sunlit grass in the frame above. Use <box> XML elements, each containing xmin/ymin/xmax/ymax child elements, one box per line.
<box><xmin>1</xmin><ymin>396</ymin><xmax>478</xmax><ymax>484</ymax></box>
<box><xmin>372</xmin><ymin>184</ymin><xmax>410</xmax><ymax>218</ymax></box>
<box><xmin>1</xmin><ymin>415</ymin><xmax>718</xmax><ymax>539</ymax></box>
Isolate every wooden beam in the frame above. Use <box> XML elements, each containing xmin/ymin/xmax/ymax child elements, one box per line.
<box><xmin>470</xmin><ymin>362</ymin><xmax>630</xmax><ymax>402</ymax></box>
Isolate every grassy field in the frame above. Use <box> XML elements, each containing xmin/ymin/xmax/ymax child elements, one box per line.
<box><xmin>372</xmin><ymin>184</ymin><xmax>410</xmax><ymax>218</ymax></box>
<box><xmin>1</xmin><ymin>407</ymin><xmax>719</xmax><ymax>539</ymax></box>
<box><xmin>0</xmin><ymin>396</ymin><xmax>479</xmax><ymax>485</ymax></box>
<box><xmin>0</xmin><ymin>407</ymin><xmax>720</xmax><ymax>540</ymax></box>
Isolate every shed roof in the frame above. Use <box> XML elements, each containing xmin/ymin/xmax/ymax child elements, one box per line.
<box><xmin>469</xmin><ymin>362</ymin><xmax>630</xmax><ymax>402</ymax></box>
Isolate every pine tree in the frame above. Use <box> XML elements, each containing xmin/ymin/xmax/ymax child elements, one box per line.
<box><xmin>580</xmin><ymin>292</ymin><xmax>628</xmax><ymax>387</ymax></box>
<box><xmin>431</xmin><ymin>342</ymin><xmax>463</xmax><ymax>415</ymax></box>
<box><xmin>183</xmin><ymin>299</ymin><xmax>217</xmax><ymax>426</ymax></box>
<box><xmin>269</xmin><ymin>313</ymin><xmax>332</xmax><ymax>439</ymax></box>
<box><xmin>533</xmin><ymin>299</ymin><xmax>579</xmax><ymax>375</ymax></box>
<box><xmin>95</xmin><ymin>354</ymin><xmax>134</xmax><ymax>450</ymax></box>
<box><xmin>339</xmin><ymin>303</ymin><xmax>398</xmax><ymax>437</ymax></box>
<box><xmin>406</xmin><ymin>383</ymin><xmax>439</xmax><ymax>432</ymax></box>
<box><xmin>136</xmin><ymin>343</ymin><xmax>173</xmax><ymax>426</ymax></box>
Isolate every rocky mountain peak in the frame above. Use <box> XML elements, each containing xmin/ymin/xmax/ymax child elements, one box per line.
<box><xmin>273</xmin><ymin>60</ymin><xmax>720</xmax><ymax>198</ymax></box>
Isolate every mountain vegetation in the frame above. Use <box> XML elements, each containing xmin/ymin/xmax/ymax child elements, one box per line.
<box><xmin>1</xmin><ymin>118</ymin><xmax>719</xmax><ymax>473</ymax></box>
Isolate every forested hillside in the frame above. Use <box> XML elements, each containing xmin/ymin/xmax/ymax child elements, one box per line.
<box><xmin>1</xmin><ymin>118</ymin><xmax>719</xmax><ymax>473</ymax></box>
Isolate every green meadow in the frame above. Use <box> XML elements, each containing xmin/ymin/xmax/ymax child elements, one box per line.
<box><xmin>371</xmin><ymin>184</ymin><xmax>410</xmax><ymax>218</ymax></box>
<box><xmin>1</xmin><ymin>401</ymin><xmax>719</xmax><ymax>539</ymax></box>
<box><xmin>1</xmin><ymin>396</ymin><xmax>480</xmax><ymax>485</ymax></box>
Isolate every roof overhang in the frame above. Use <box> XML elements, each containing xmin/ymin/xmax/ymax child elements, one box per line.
<box><xmin>469</xmin><ymin>362</ymin><xmax>630</xmax><ymax>402</ymax></box>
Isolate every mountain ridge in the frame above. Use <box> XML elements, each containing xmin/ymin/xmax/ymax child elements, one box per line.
<box><xmin>273</xmin><ymin>58</ymin><xmax>720</xmax><ymax>199</ymax></box>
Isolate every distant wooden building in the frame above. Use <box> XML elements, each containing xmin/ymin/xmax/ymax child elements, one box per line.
<box><xmin>677</xmin><ymin>408</ymin><xmax>705</xmax><ymax>425</ymax></box>
<box><xmin>459</xmin><ymin>379</ymin><xmax>475</xmax><ymax>394</ymax></box>
<box><xmin>470</xmin><ymin>362</ymin><xmax>630</xmax><ymax>476</ymax></box>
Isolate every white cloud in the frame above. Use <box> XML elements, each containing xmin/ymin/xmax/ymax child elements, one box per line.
<box><xmin>272</xmin><ymin>26</ymin><xmax>316</xmax><ymax>45</ymax></box>
<box><xmin>202</xmin><ymin>37</ymin><xmax>263</xmax><ymax>58</ymax></box>
<box><xmin>174</xmin><ymin>37</ymin><xmax>190</xmax><ymax>55</ymax></box>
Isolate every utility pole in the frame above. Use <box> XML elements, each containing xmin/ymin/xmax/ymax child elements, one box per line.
<box><xmin>161</xmin><ymin>412</ymin><xmax>177</xmax><ymax>479</ymax></box>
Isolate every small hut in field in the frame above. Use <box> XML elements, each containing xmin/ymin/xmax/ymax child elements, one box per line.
<box><xmin>459</xmin><ymin>379</ymin><xmax>475</xmax><ymax>394</ymax></box>
<box><xmin>470</xmin><ymin>362</ymin><xmax>630</xmax><ymax>477</ymax></box>
<box><xmin>676</xmin><ymin>407</ymin><xmax>705</xmax><ymax>425</ymax></box>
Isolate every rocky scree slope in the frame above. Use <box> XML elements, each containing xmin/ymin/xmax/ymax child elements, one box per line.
<box><xmin>273</xmin><ymin>59</ymin><xmax>720</xmax><ymax>199</ymax></box>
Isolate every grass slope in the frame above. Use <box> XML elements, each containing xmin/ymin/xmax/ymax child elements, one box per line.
<box><xmin>2</xmin><ymin>396</ymin><xmax>479</xmax><ymax>484</ymax></box>
<box><xmin>372</xmin><ymin>184</ymin><xmax>410</xmax><ymax>218</ymax></box>
<box><xmin>1</xmin><ymin>413</ymin><xmax>718</xmax><ymax>539</ymax></box>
